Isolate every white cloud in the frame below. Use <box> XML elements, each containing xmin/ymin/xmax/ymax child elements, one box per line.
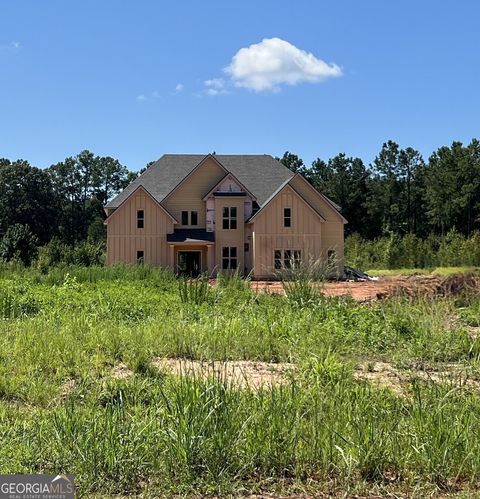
<box><xmin>175</xmin><ymin>83</ymin><xmax>184</xmax><ymax>93</ymax></box>
<box><xmin>11</xmin><ymin>41</ymin><xmax>20</xmax><ymax>49</ymax></box>
<box><xmin>136</xmin><ymin>94</ymin><xmax>146</xmax><ymax>102</ymax></box>
<box><xmin>224</xmin><ymin>37</ymin><xmax>342</xmax><ymax>92</ymax></box>
<box><xmin>204</xmin><ymin>78</ymin><xmax>228</xmax><ymax>96</ymax></box>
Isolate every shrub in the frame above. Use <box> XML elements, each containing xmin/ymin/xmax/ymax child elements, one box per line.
<box><xmin>0</xmin><ymin>224</ymin><xmax>39</xmax><ymax>266</ymax></box>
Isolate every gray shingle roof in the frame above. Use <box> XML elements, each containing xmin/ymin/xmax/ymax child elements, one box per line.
<box><xmin>105</xmin><ymin>154</ymin><xmax>294</xmax><ymax>209</ymax></box>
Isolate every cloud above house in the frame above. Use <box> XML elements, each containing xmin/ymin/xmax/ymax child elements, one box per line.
<box><xmin>224</xmin><ymin>37</ymin><xmax>342</xmax><ymax>92</ymax></box>
<box><xmin>204</xmin><ymin>78</ymin><xmax>228</xmax><ymax>96</ymax></box>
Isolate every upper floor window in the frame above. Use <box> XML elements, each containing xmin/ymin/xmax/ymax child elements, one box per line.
<box><xmin>222</xmin><ymin>247</ymin><xmax>237</xmax><ymax>269</ymax></box>
<box><xmin>222</xmin><ymin>207</ymin><xmax>237</xmax><ymax>230</ymax></box>
<box><xmin>283</xmin><ymin>207</ymin><xmax>292</xmax><ymax>227</ymax></box>
<box><xmin>137</xmin><ymin>209</ymin><xmax>144</xmax><ymax>229</ymax></box>
<box><xmin>181</xmin><ymin>210</ymin><xmax>198</xmax><ymax>225</ymax></box>
<box><xmin>190</xmin><ymin>211</ymin><xmax>198</xmax><ymax>226</ymax></box>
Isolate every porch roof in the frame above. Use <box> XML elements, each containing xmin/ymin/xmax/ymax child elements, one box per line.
<box><xmin>167</xmin><ymin>229</ymin><xmax>215</xmax><ymax>244</ymax></box>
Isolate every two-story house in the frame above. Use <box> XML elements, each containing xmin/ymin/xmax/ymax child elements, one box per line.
<box><xmin>104</xmin><ymin>154</ymin><xmax>346</xmax><ymax>278</ymax></box>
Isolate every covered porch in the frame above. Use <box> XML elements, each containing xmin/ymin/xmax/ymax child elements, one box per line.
<box><xmin>167</xmin><ymin>229</ymin><xmax>215</xmax><ymax>276</ymax></box>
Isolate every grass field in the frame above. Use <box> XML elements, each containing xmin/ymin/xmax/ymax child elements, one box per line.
<box><xmin>1</xmin><ymin>264</ymin><xmax>480</xmax><ymax>497</ymax></box>
<box><xmin>366</xmin><ymin>266</ymin><xmax>480</xmax><ymax>277</ymax></box>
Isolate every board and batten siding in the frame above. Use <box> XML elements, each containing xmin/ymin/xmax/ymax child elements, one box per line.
<box><xmin>214</xmin><ymin>197</ymin><xmax>245</xmax><ymax>273</ymax></box>
<box><xmin>288</xmin><ymin>176</ymin><xmax>345</xmax><ymax>273</ymax></box>
<box><xmin>251</xmin><ymin>185</ymin><xmax>323</xmax><ymax>278</ymax></box>
<box><xmin>162</xmin><ymin>157</ymin><xmax>226</xmax><ymax>228</ymax></box>
<box><xmin>106</xmin><ymin>188</ymin><xmax>174</xmax><ymax>266</ymax></box>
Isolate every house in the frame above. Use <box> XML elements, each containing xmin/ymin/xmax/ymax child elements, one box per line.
<box><xmin>104</xmin><ymin>154</ymin><xmax>347</xmax><ymax>278</ymax></box>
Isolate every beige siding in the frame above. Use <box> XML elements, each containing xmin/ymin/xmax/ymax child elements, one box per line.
<box><xmin>106</xmin><ymin>188</ymin><xmax>174</xmax><ymax>266</ymax></box>
<box><xmin>289</xmin><ymin>175</ymin><xmax>344</xmax><ymax>222</ymax></box>
<box><xmin>214</xmin><ymin>197</ymin><xmax>245</xmax><ymax>274</ymax></box>
<box><xmin>251</xmin><ymin>185</ymin><xmax>324</xmax><ymax>278</ymax></box>
<box><xmin>287</xmin><ymin>178</ymin><xmax>345</xmax><ymax>274</ymax></box>
<box><xmin>163</xmin><ymin>157</ymin><xmax>225</xmax><ymax>228</ymax></box>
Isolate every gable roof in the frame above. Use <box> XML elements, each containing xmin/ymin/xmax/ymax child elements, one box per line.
<box><xmin>105</xmin><ymin>154</ymin><xmax>294</xmax><ymax>209</ymax></box>
<box><xmin>247</xmin><ymin>178</ymin><xmax>327</xmax><ymax>223</ymax></box>
<box><xmin>103</xmin><ymin>185</ymin><xmax>179</xmax><ymax>224</ymax></box>
<box><xmin>202</xmin><ymin>172</ymin><xmax>257</xmax><ymax>201</ymax></box>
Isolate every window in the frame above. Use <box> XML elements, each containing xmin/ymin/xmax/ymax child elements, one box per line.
<box><xmin>181</xmin><ymin>211</ymin><xmax>189</xmax><ymax>225</ymax></box>
<box><xmin>136</xmin><ymin>250</ymin><xmax>144</xmax><ymax>263</ymax></box>
<box><xmin>137</xmin><ymin>209</ymin><xmax>144</xmax><ymax>229</ymax></box>
<box><xmin>222</xmin><ymin>247</ymin><xmax>237</xmax><ymax>270</ymax></box>
<box><xmin>274</xmin><ymin>250</ymin><xmax>282</xmax><ymax>270</ymax></box>
<box><xmin>327</xmin><ymin>249</ymin><xmax>337</xmax><ymax>265</ymax></box>
<box><xmin>190</xmin><ymin>211</ymin><xmax>198</xmax><ymax>226</ymax></box>
<box><xmin>222</xmin><ymin>207</ymin><xmax>237</xmax><ymax>230</ymax></box>
<box><xmin>284</xmin><ymin>250</ymin><xmax>292</xmax><ymax>269</ymax></box>
<box><xmin>293</xmin><ymin>250</ymin><xmax>302</xmax><ymax>267</ymax></box>
<box><xmin>283</xmin><ymin>207</ymin><xmax>292</xmax><ymax>227</ymax></box>
<box><xmin>274</xmin><ymin>249</ymin><xmax>302</xmax><ymax>270</ymax></box>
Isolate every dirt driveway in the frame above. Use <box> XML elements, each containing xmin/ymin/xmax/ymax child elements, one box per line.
<box><xmin>250</xmin><ymin>273</ymin><xmax>480</xmax><ymax>301</ymax></box>
<box><xmin>250</xmin><ymin>278</ymin><xmax>398</xmax><ymax>301</ymax></box>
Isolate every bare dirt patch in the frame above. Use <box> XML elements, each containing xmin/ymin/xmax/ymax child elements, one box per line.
<box><xmin>59</xmin><ymin>378</ymin><xmax>76</xmax><ymax>397</ymax></box>
<box><xmin>250</xmin><ymin>273</ymin><xmax>480</xmax><ymax>302</ymax></box>
<box><xmin>354</xmin><ymin>361</ymin><xmax>480</xmax><ymax>395</ymax></box>
<box><xmin>111</xmin><ymin>362</ymin><xmax>134</xmax><ymax>380</ymax></box>
<box><xmin>152</xmin><ymin>358</ymin><xmax>295</xmax><ymax>388</ymax></box>
<box><xmin>251</xmin><ymin>278</ymin><xmax>401</xmax><ymax>301</ymax></box>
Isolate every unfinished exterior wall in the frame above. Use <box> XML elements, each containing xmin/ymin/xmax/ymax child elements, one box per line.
<box><xmin>214</xmin><ymin>196</ymin><xmax>245</xmax><ymax>274</ymax></box>
<box><xmin>288</xmin><ymin>176</ymin><xmax>345</xmax><ymax>273</ymax></box>
<box><xmin>251</xmin><ymin>185</ymin><xmax>324</xmax><ymax>278</ymax></box>
<box><xmin>106</xmin><ymin>188</ymin><xmax>174</xmax><ymax>266</ymax></box>
<box><xmin>162</xmin><ymin>157</ymin><xmax>225</xmax><ymax>228</ymax></box>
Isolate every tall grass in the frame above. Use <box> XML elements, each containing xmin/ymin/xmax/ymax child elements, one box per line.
<box><xmin>1</xmin><ymin>267</ymin><xmax>480</xmax><ymax>495</ymax></box>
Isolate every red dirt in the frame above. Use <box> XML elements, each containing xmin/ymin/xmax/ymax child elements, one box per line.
<box><xmin>250</xmin><ymin>277</ymin><xmax>401</xmax><ymax>301</ymax></box>
<box><xmin>250</xmin><ymin>273</ymin><xmax>480</xmax><ymax>301</ymax></box>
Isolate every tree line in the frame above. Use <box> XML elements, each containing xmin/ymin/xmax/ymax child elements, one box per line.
<box><xmin>1</xmin><ymin>139</ymin><xmax>479</xmax><ymax>267</ymax></box>
<box><xmin>0</xmin><ymin>151</ymin><xmax>136</xmax><ymax>264</ymax></box>
<box><xmin>279</xmin><ymin>138</ymin><xmax>480</xmax><ymax>239</ymax></box>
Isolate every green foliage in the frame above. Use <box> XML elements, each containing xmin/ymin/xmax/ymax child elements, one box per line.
<box><xmin>345</xmin><ymin>230</ymin><xmax>480</xmax><ymax>270</ymax></box>
<box><xmin>0</xmin><ymin>224</ymin><xmax>39</xmax><ymax>265</ymax></box>
<box><xmin>37</xmin><ymin>239</ymin><xmax>105</xmax><ymax>269</ymax></box>
<box><xmin>0</xmin><ymin>282</ymin><xmax>38</xmax><ymax>319</ymax></box>
<box><xmin>0</xmin><ymin>268</ymin><xmax>480</xmax><ymax>495</ymax></box>
<box><xmin>178</xmin><ymin>274</ymin><xmax>212</xmax><ymax>305</ymax></box>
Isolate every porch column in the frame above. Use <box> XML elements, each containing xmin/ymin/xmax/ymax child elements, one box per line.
<box><xmin>169</xmin><ymin>245</ymin><xmax>175</xmax><ymax>272</ymax></box>
<box><xmin>206</xmin><ymin>244</ymin><xmax>214</xmax><ymax>276</ymax></box>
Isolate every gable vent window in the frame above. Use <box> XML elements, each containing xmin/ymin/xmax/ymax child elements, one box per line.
<box><xmin>181</xmin><ymin>211</ymin><xmax>189</xmax><ymax>225</ymax></box>
<box><xmin>222</xmin><ymin>247</ymin><xmax>237</xmax><ymax>270</ymax></box>
<box><xmin>137</xmin><ymin>210</ymin><xmax>144</xmax><ymax>229</ymax></box>
<box><xmin>222</xmin><ymin>207</ymin><xmax>237</xmax><ymax>230</ymax></box>
<box><xmin>283</xmin><ymin>207</ymin><xmax>292</xmax><ymax>228</ymax></box>
<box><xmin>190</xmin><ymin>211</ymin><xmax>198</xmax><ymax>226</ymax></box>
<box><xmin>136</xmin><ymin>250</ymin><xmax>144</xmax><ymax>263</ymax></box>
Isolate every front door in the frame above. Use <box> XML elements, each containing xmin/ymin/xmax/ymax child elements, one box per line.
<box><xmin>178</xmin><ymin>251</ymin><xmax>201</xmax><ymax>277</ymax></box>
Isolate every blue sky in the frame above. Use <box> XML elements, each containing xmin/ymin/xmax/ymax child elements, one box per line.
<box><xmin>1</xmin><ymin>1</ymin><xmax>479</xmax><ymax>170</ymax></box>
